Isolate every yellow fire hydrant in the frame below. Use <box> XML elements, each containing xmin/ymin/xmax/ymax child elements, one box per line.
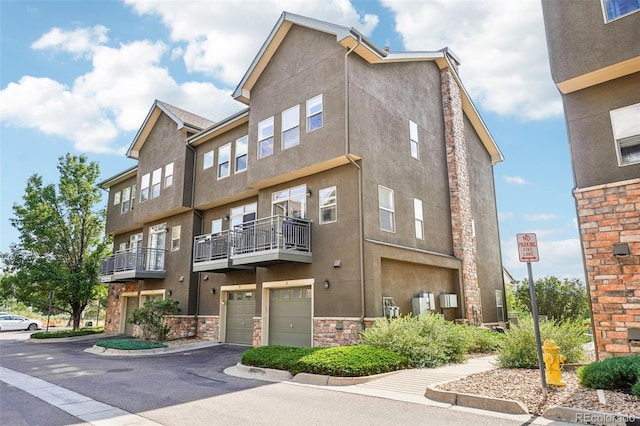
<box><xmin>542</xmin><ymin>339</ymin><xmax>566</xmax><ymax>386</ymax></box>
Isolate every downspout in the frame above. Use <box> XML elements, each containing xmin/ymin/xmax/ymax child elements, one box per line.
<box><xmin>344</xmin><ymin>37</ymin><xmax>366</xmax><ymax>328</ymax></box>
<box><xmin>186</xmin><ymin>139</ymin><xmax>202</xmax><ymax>337</ymax></box>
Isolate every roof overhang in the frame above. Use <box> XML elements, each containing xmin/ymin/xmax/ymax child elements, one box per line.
<box><xmin>188</xmin><ymin>108</ymin><xmax>249</xmax><ymax>147</ymax></box>
<box><xmin>98</xmin><ymin>165</ymin><xmax>137</xmax><ymax>189</ymax></box>
<box><xmin>556</xmin><ymin>56</ymin><xmax>640</xmax><ymax>94</ymax></box>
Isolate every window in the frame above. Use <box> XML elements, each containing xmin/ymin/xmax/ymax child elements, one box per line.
<box><xmin>118</xmin><ymin>242</ymin><xmax>127</xmax><ymax>252</ymax></box>
<box><xmin>272</xmin><ymin>185</ymin><xmax>307</xmax><ymax>218</ymax></box>
<box><xmin>235</xmin><ymin>136</ymin><xmax>248</xmax><ymax>173</ymax></box>
<box><xmin>218</xmin><ymin>143</ymin><xmax>231</xmax><ymax>179</ymax></box>
<box><xmin>410</xmin><ymin>120</ymin><xmax>419</xmax><ymax>159</ymax></box>
<box><xmin>211</xmin><ymin>219</ymin><xmax>222</xmax><ymax>234</ymax></box>
<box><xmin>378</xmin><ymin>186</ymin><xmax>395</xmax><ymax>233</ymax></box>
<box><xmin>121</xmin><ymin>187</ymin><xmax>131</xmax><ymax>214</ymax></box>
<box><xmin>140</xmin><ymin>173</ymin><xmax>150</xmax><ymax>202</ymax></box>
<box><xmin>113</xmin><ymin>191</ymin><xmax>121</xmax><ymax>205</ymax></box>
<box><xmin>151</xmin><ymin>168</ymin><xmax>161</xmax><ymax>199</ymax></box>
<box><xmin>258</xmin><ymin>117</ymin><xmax>274</xmax><ymax>158</ymax></box>
<box><xmin>414</xmin><ymin>198</ymin><xmax>424</xmax><ymax>239</ymax></box>
<box><xmin>203</xmin><ymin>150</ymin><xmax>214</xmax><ymax>169</ymax></box>
<box><xmin>230</xmin><ymin>203</ymin><xmax>257</xmax><ymax>229</ymax></box>
<box><xmin>306</xmin><ymin>95</ymin><xmax>323</xmax><ymax>132</ymax></box>
<box><xmin>602</xmin><ymin>0</ymin><xmax>640</xmax><ymax>21</ymax></box>
<box><xmin>282</xmin><ymin>105</ymin><xmax>300</xmax><ymax>149</ymax></box>
<box><xmin>610</xmin><ymin>103</ymin><xmax>640</xmax><ymax>166</ymax></box>
<box><xmin>496</xmin><ymin>290</ymin><xmax>504</xmax><ymax>322</ymax></box>
<box><xmin>131</xmin><ymin>185</ymin><xmax>136</xmax><ymax>210</ymax></box>
<box><xmin>171</xmin><ymin>225</ymin><xmax>181</xmax><ymax>251</ymax></box>
<box><xmin>130</xmin><ymin>233</ymin><xmax>143</xmax><ymax>250</ymax></box>
<box><xmin>319</xmin><ymin>186</ymin><xmax>337</xmax><ymax>224</ymax></box>
<box><xmin>164</xmin><ymin>162</ymin><xmax>174</xmax><ymax>188</ymax></box>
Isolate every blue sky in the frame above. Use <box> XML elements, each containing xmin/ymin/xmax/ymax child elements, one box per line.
<box><xmin>0</xmin><ymin>0</ymin><xmax>583</xmax><ymax>283</ymax></box>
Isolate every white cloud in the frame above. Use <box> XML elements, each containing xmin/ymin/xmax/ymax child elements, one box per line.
<box><xmin>502</xmin><ymin>236</ymin><xmax>584</xmax><ymax>282</ymax></box>
<box><xmin>31</xmin><ymin>25</ymin><xmax>109</xmax><ymax>57</ymax></box>
<box><xmin>125</xmin><ymin>0</ymin><xmax>378</xmax><ymax>87</ymax></box>
<box><xmin>380</xmin><ymin>0</ymin><xmax>562</xmax><ymax>121</ymax></box>
<box><xmin>524</xmin><ymin>213</ymin><xmax>558</xmax><ymax>221</ymax></box>
<box><xmin>503</xmin><ymin>175</ymin><xmax>529</xmax><ymax>185</ymax></box>
<box><xmin>498</xmin><ymin>211</ymin><xmax>514</xmax><ymax>220</ymax></box>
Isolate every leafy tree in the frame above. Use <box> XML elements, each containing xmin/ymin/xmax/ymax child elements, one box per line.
<box><xmin>129</xmin><ymin>298</ymin><xmax>180</xmax><ymax>341</ymax></box>
<box><xmin>514</xmin><ymin>276</ymin><xmax>588</xmax><ymax>321</ymax></box>
<box><xmin>0</xmin><ymin>154</ymin><xmax>109</xmax><ymax>330</ymax></box>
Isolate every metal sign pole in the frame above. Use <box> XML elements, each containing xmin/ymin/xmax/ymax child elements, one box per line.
<box><xmin>46</xmin><ymin>291</ymin><xmax>54</xmax><ymax>333</ymax></box>
<box><xmin>528</xmin><ymin>261</ymin><xmax>547</xmax><ymax>399</ymax></box>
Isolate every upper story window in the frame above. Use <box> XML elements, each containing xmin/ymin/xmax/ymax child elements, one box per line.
<box><xmin>602</xmin><ymin>0</ymin><xmax>640</xmax><ymax>21</ymax></box>
<box><xmin>164</xmin><ymin>163</ymin><xmax>174</xmax><ymax>188</ymax></box>
<box><xmin>230</xmin><ymin>203</ymin><xmax>257</xmax><ymax>229</ymax></box>
<box><xmin>203</xmin><ymin>150</ymin><xmax>214</xmax><ymax>169</ymax></box>
<box><xmin>610</xmin><ymin>103</ymin><xmax>640</xmax><ymax>166</ymax></box>
<box><xmin>319</xmin><ymin>186</ymin><xmax>337</xmax><ymax>224</ymax></box>
<box><xmin>273</xmin><ymin>185</ymin><xmax>307</xmax><ymax>218</ymax></box>
<box><xmin>282</xmin><ymin>105</ymin><xmax>300</xmax><ymax>149</ymax></box>
<box><xmin>378</xmin><ymin>185</ymin><xmax>395</xmax><ymax>233</ymax></box>
<box><xmin>113</xmin><ymin>191</ymin><xmax>121</xmax><ymax>205</ymax></box>
<box><xmin>414</xmin><ymin>198</ymin><xmax>424</xmax><ymax>240</ymax></box>
<box><xmin>306</xmin><ymin>94</ymin><xmax>323</xmax><ymax>132</ymax></box>
<box><xmin>140</xmin><ymin>173</ymin><xmax>150</xmax><ymax>203</ymax></box>
<box><xmin>235</xmin><ymin>136</ymin><xmax>248</xmax><ymax>173</ymax></box>
<box><xmin>211</xmin><ymin>219</ymin><xmax>222</xmax><ymax>234</ymax></box>
<box><xmin>218</xmin><ymin>143</ymin><xmax>231</xmax><ymax>179</ymax></box>
<box><xmin>130</xmin><ymin>232</ymin><xmax>143</xmax><ymax>249</ymax></box>
<box><xmin>409</xmin><ymin>120</ymin><xmax>419</xmax><ymax>159</ymax></box>
<box><xmin>151</xmin><ymin>168</ymin><xmax>162</xmax><ymax>199</ymax></box>
<box><xmin>131</xmin><ymin>185</ymin><xmax>136</xmax><ymax>210</ymax></box>
<box><xmin>121</xmin><ymin>187</ymin><xmax>131</xmax><ymax>214</ymax></box>
<box><xmin>258</xmin><ymin>117</ymin><xmax>274</xmax><ymax>159</ymax></box>
<box><xmin>171</xmin><ymin>225</ymin><xmax>181</xmax><ymax>251</ymax></box>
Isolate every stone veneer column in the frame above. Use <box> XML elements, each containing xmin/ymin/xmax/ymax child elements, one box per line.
<box><xmin>104</xmin><ymin>282</ymin><xmax>138</xmax><ymax>333</ymax></box>
<box><xmin>575</xmin><ymin>179</ymin><xmax>640</xmax><ymax>359</ymax></box>
<box><xmin>441</xmin><ymin>66</ymin><xmax>481</xmax><ymax>325</ymax></box>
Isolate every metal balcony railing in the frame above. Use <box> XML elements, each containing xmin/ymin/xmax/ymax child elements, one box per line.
<box><xmin>99</xmin><ymin>247</ymin><xmax>166</xmax><ymax>277</ymax></box>
<box><xmin>233</xmin><ymin>215</ymin><xmax>311</xmax><ymax>255</ymax></box>
<box><xmin>193</xmin><ymin>231</ymin><xmax>231</xmax><ymax>264</ymax></box>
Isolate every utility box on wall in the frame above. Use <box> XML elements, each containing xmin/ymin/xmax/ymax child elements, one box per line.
<box><xmin>412</xmin><ymin>292</ymin><xmax>435</xmax><ymax>315</ymax></box>
<box><xmin>440</xmin><ymin>293</ymin><xmax>458</xmax><ymax>309</ymax></box>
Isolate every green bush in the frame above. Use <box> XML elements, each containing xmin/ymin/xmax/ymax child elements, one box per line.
<box><xmin>96</xmin><ymin>339</ymin><xmax>167</xmax><ymax>350</ymax></box>
<box><xmin>633</xmin><ymin>379</ymin><xmax>640</xmax><ymax>398</ymax></box>
<box><xmin>497</xmin><ymin>315</ymin><xmax>589</xmax><ymax>368</ymax></box>
<box><xmin>359</xmin><ymin>313</ymin><xmax>467</xmax><ymax>368</ymax></box>
<box><xmin>577</xmin><ymin>355</ymin><xmax>640</xmax><ymax>391</ymax></box>
<box><xmin>462</xmin><ymin>326</ymin><xmax>504</xmax><ymax>353</ymax></box>
<box><xmin>241</xmin><ymin>345</ymin><xmax>409</xmax><ymax>377</ymax></box>
<box><xmin>129</xmin><ymin>298</ymin><xmax>179</xmax><ymax>341</ymax></box>
<box><xmin>30</xmin><ymin>327</ymin><xmax>104</xmax><ymax>339</ymax></box>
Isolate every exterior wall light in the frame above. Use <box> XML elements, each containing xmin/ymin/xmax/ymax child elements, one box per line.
<box><xmin>323</xmin><ymin>279</ymin><xmax>330</xmax><ymax>289</ymax></box>
<box><xmin>210</xmin><ymin>288</ymin><xmax>216</xmax><ymax>295</ymax></box>
<box><xmin>613</xmin><ymin>243</ymin><xmax>630</xmax><ymax>257</ymax></box>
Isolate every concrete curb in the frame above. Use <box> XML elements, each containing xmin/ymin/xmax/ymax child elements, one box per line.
<box><xmin>84</xmin><ymin>340</ymin><xmax>220</xmax><ymax>356</ymax></box>
<box><xmin>226</xmin><ymin>363</ymin><xmax>293</xmax><ymax>382</ymax></box>
<box><xmin>28</xmin><ymin>333</ymin><xmax>120</xmax><ymax>343</ymax></box>
<box><xmin>543</xmin><ymin>405</ymin><xmax>632</xmax><ymax>426</ymax></box>
<box><xmin>425</xmin><ymin>384</ymin><xmax>529</xmax><ymax>415</ymax></box>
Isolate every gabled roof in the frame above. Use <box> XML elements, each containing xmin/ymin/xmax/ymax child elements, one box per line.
<box><xmin>188</xmin><ymin>108</ymin><xmax>249</xmax><ymax>147</ymax></box>
<box><xmin>233</xmin><ymin>12</ymin><xmax>502</xmax><ymax>164</ymax></box>
<box><xmin>98</xmin><ymin>165</ymin><xmax>137</xmax><ymax>189</ymax></box>
<box><xmin>126</xmin><ymin>100</ymin><xmax>215</xmax><ymax>159</ymax></box>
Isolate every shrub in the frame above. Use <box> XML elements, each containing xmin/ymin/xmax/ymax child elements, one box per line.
<box><xmin>462</xmin><ymin>326</ymin><xmax>504</xmax><ymax>353</ymax></box>
<box><xmin>577</xmin><ymin>355</ymin><xmax>640</xmax><ymax>390</ymax></box>
<box><xmin>359</xmin><ymin>313</ymin><xmax>467</xmax><ymax>368</ymax></box>
<box><xmin>96</xmin><ymin>339</ymin><xmax>167</xmax><ymax>350</ymax></box>
<box><xmin>241</xmin><ymin>345</ymin><xmax>409</xmax><ymax>377</ymax></box>
<box><xmin>633</xmin><ymin>379</ymin><xmax>640</xmax><ymax>398</ymax></box>
<box><xmin>128</xmin><ymin>298</ymin><xmax>179</xmax><ymax>341</ymax></box>
<box><xmin>30</xmin><ymin>327</ymin><xmax>104</xmax><ymax>339</ymax></box>
<box><xmin>514</xmin><ymin>276</ymin><xmax>588</xmax><ymax>321</ymax></box>
<box><xmin>497</xmin><ymin>315</ymin><xmax>589</xmax><ymax>368</ymax></box>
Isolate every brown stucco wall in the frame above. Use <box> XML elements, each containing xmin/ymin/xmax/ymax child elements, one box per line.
<box><xmin>104</xmin><ymin>174</ymin><xmax>139</xmax><ymax>236</ymax></box>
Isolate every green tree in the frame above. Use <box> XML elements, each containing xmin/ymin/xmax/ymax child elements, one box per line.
<box><xmin>0</xmin><ymin>154</ymin><xmax>109</xmax><ymax>330</ymax></box>
<box><xmin>514</xmin><ymin>276</ymin><xmax>588</xmax><ymax>321</ymax></box>
<box><xmin>129</xmin><ymin>298</ymin><xmax>180</xmax><ymax>341</ymax></box>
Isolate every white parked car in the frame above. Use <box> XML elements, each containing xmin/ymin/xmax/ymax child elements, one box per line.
<box><xmin>0</xmin><ymin>314</ymin><xmax>43</xmax><ymax>331</ymax></box>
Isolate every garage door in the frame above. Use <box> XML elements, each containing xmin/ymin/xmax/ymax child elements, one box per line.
<box><xmin>226</xmin><ymin>291</ymin><xmax>255</xmax><ymax>345</ymax></box>
<box><xmin>269</xmin><ymin>287</ymin><xmax>312</xmax><ymax>347</ymax></box>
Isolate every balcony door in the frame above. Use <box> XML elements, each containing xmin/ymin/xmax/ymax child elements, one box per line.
<box><xmin>147</xmin><ymin>224</ymin><xmax>166</xmax><ymax>271</ymax></box>
<box><xmin>272</xmin><ymin>185</ymin><xmax>307</xmax><ymax>219</ymax></box>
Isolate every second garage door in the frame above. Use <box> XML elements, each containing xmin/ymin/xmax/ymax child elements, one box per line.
<box><xmin>269</xmin><ymin>287</ymin><xmax>312</xmax><ymax>347</ymax></box>
<box><xmin>226</xmin><ymin>291</ymin><xmax>255</xmax><ymax>345</ymax></box>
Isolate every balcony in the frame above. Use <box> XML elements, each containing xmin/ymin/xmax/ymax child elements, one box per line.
<box><xmin>99</xmin><ymin>247</ymin><xmax>167</xmax><ymax>282</ymax></box>
<box><xmin>192</xmin><ymin>215</ymin><xmax>312</xmax><ymax>272</ymax></box>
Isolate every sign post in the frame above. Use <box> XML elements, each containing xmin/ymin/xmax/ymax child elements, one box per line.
<box><xmin>46</xmin><ymin>291</ymin><xmax>54</xmax><ymax>333</ymax></box>
<box><xmin>516</xmin><ymin>233</ymin><xmax>547</xmax><ymax>398</ymax></box>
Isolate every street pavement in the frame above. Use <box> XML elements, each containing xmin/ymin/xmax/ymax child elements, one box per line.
<box><xmin>0</xmin><ymin>332</ymin><xmax>574</xmax><ymax>426</ymax></box>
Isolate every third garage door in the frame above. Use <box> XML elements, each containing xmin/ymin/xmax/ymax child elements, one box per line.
<box><xmin>225</xmin><ymin>291</ymin><xmax>255</xmax><ymax>345</ymax></box>
<box><xmin>269</xmin><ymin>287</ymin><xmax>311</xmax><ymax>347</ymax></box>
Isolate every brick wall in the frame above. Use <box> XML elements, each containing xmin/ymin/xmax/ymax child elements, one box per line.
<box><xmin>253</xmin><ymin>317</ymin><xmax>262</xmax><ymax>347</ymax></box>
<box><xmin>104</xmin><ymin>282</ymin><xmax>138</xmax><ymax>333</ymax></box>
<box><xmin>164</xmin><ymin>315</ymin><xmax>197</xmax><ymax>340</ymax></box>
<box><xmin>196</xmin><ymin>315</ymin><xmax>220</xmax><ymax>340</ymax></box>
<box><xmin>441</xmin><ymin>66</ymin><xmax>481</xmax><ymax>324</ymax></box>
<box><xmin>313</xmin><ymin>318</ymin><xmax>375</xmax><ymax>347</ymax></box>
<box><xmin>575</xmin><ymin>178</ymin><xmax>640</xmax><ymax>358</ymax></box>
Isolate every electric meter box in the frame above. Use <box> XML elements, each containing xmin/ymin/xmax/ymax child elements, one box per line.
<box><xmin>412</xmin><ymin>292</ymin><xmax>435</xmax><ymax>315</ymax></box>
<box><xmin>440</xmin><ymin>293</ymin><xmax>458</xmax><ymax>308</ymax></box>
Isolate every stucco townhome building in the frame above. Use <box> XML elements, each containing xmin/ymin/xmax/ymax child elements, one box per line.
<box><xmin>99</xmin><ymin>12</ymin><xmax>506</xmax><ymax>347</ymax></box>
<box><xmin>542</xmin><ymin>0</ymin><xmax>640</xmax><ymax>359</ymax></box>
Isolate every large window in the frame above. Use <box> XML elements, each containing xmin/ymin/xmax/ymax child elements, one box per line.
<box><xmin>378</xmin><ymin>186</ymin><xmax>395</xmax><ymax>233</ymax></box>
<box><xmin>140</xmin><ymin>173</ymin><xmax>150</xmax><ymax>202</ymax></box>
<box><xmin>218</xmin><ymin>143</ymin><xmax>231</xmax><ymax>179</ymax></box>
<box><xmin>121</xmin><ymin>187</ymin><xmax>131</xmax><ymax>214</ymax></box>
<box><xmin>203</xmin><ymin>150</ymin><xmax>214</xmax><ymax>169</ymax></box>
<box><xmin>414</xmin><ymin>198</ymin><xmax>424</xmax><ymax>239</ymax></box>
<box><xmin>130</xmin><ymin>232</ymin><xmax>143</xmax><ymax>250</ymax></box>
<box><xmin>602</xmin><ymin>0</ymin><xmax>640</xmax><ymax>21</ymax></box>
<box><xmin>113</xmin><ymin>191</ymin><xmax>121</xmax><ymax>205</ymax></box>
<box><xmin>171</xmin><ymin>225</ymin><xmax>181</xmax><ymax>251</ymax></box>
<box><xmin>319</xmin><ymin>186</ymin><xmax>337</xmax><ymax>224</ymax></box>
<box><xmin>611</xmin><ymin>103</ymin><xmax>640</xmax><ymax>166</ymax></box>
<box><xmin>258</xmin><ymin>117</ymin><xmax>274</xmax><ymax>159</ymax></box>
<box><xmin>273</xmin><ymin>185</ymin><xmax>307</xmax><ymax>218</ymax></box>
<box><xmin>164</xmin><ymin>162</ymin><xmax>174</xmax><ymax>188</ymax></box>
<box><xmin>151</xmin><ymin>168</ymin><xmax>162</xmax><ymax>199</ymax></box>
<box><xmin>235</xmin><ymin>136</ymin><xmax>248</xmax><ymax>173</ymax></box>
<box><xmin>409</xmin><ymin>120</ymin><xmax>419</xmax><ymax>159</ymax></box>
<box><xmin>306</xmin><ymin>94</ymin><xmax>323</xmax><ymax>132</ymax></box>
<box><xmin>282</xmin><ymin>105</ymin><xmax>300</xmax><ymax>149</ymax></box>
